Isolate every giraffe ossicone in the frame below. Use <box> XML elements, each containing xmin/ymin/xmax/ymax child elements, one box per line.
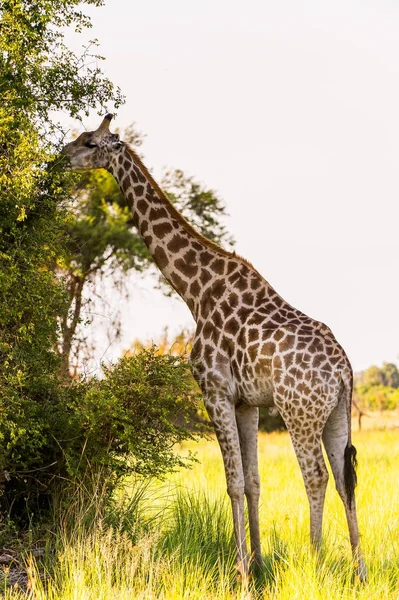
<box><xmin>62</xmin><ymin>115</ymin><xmax>367</xmax><ymax>582</ymax></box>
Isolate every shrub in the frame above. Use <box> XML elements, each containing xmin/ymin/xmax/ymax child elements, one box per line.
<box><xmin>0</xmin><ymin>349</ymin><xmax>205</xmax><ymax>521</ymax></box>
<box><xmin>354</xmin><ymin>384</ymin><xmax>399</xmax><ymax>411</ymax></box>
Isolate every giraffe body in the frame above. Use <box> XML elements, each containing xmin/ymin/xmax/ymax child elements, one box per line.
<box><xmin>62</xmin><ymin>115</ymin><xmax>367</xmax><ymax>581</ymax></box>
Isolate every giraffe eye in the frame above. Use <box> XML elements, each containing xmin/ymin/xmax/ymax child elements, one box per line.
<box><xmin>85</xmin><ymin>142</ymin><xmax>97</xmax><ymax>149</ymax></box>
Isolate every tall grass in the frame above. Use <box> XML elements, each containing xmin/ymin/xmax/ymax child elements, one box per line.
<box><xmin>2</xmin><ymin>428</ymin><xmax>399</xmax><ymax>599</ymax></box>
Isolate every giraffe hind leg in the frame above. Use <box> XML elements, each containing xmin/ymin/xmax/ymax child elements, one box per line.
<box><xmin>322</xmin><ymin>399</ymin><xmax>367</xmax><ymax>582</ymax></box>
<box><xmin>285</xmin><ymin>419</ymin><xmax>329</xmax><ymax>549</ymax></box>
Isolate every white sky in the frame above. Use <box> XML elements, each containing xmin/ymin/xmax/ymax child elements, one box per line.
<box><xmin>64</xmin><ymin>0</ymin><xmax>399</xmax><ymax>373</ymax></box>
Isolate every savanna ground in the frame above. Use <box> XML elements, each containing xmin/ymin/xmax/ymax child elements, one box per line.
<box><xmin>2</xmin><ymin>415</ymin><xmax>399</xmax><ymax>599</ymax></box>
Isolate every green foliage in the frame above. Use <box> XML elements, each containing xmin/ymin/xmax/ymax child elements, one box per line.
<box><xmin>0</xmin><ymin>0</ymin><xmax>124</xmax><ymax>378</ymax></box>
<box><xmin>0</xmin><ymin>0</ymin><xmax>123</xmax><ymax>520</ymax></box>
<box><xmin>0</xmin><ymin>349</ymin><xmax>204</xmax><ymax>519</ymax></box>
<box><xmin>0</xmin><ymin>113</ymin><xmax>69</xmax><ymax>399</ymax></box>
<box><xmin>355</xmin><ymin>384</ymin><xmax>399</xmax><ymax>411</ymax></box>
<box><xmin>66</xmin><ymin>177</ymin><xmax>146</xmax><ymax>276</ymax></box>
<box><xmin>69</xmin><ymin>350</ymin><xmax>204</xmax><ymax>479</ymax></box>
<box><xmin>355</xmin><ymin>362</ymin><xmax>399</xmax><ymax>410</ymax></box>
<box><xmin>359</xmin><ymin>362</ymin><xmax>399</xmax><ymax>389</ymax></box>
<box><xmin>0</xmin><ymin>0</ymin><xmax>123</xmax><ymax>130</ymax></box>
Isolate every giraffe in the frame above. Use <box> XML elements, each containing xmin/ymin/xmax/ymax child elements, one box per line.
<box><xmin>62</xmin><ymin>114</ymin><xmax>367</xmax><ymax>581</ymax></box>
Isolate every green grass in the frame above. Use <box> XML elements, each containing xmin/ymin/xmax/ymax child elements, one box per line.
<box><xmin>2</xmin><ymin>428</ymin><xmax>399</xmax><ymax>599</ymax></box>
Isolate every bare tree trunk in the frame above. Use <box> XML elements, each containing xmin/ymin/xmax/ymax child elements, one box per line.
<box><xmin>352</xmin><ymin>399</ymin><xmax>369</xmax><ymax>431</ymax></box>
<box><xmin>60</xmin><ymin>274</ymin><xmax>85</xmax><ymax>379</ymax></box>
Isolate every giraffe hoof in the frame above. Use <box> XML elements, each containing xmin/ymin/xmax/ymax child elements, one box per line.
<box><xmin>249</xmin><ymin>552</ymin><xmax>264</xmax><ymax>572</ymax></box>
<box><xmin>356</xmin><ymin>563</ymin><xmax>368</xmax><ymax>584</ymax></box>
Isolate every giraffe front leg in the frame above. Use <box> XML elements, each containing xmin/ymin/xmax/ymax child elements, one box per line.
<box><xmin>236</xmin><ymin>404</ymin><xmax>263</xmax><ymax>569</ymax></box>
<box><xmin>206</xmin><ymin>398</ymin><xmax>249</xmax><ymax>577</ymax></box>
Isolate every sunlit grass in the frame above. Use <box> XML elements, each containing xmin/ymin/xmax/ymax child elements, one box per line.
<box><xmin>3</xmin><ymin>427</ymin><xmax>399</xmax><ymax>599</ymax></box>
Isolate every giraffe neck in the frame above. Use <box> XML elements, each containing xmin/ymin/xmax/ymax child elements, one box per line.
<box><xmin>108</xmin><ymin>145</ymin><xmax>233</xmax><ymax>319</ymax></box>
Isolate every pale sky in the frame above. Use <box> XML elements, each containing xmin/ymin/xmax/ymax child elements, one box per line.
<box><xmin>64</xmin><ymin>0</ymin><xmax>399</xmax><ymax>373</ymax></box>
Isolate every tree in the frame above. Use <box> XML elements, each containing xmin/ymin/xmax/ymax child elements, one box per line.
<box><xmin>354</xmin><ymin>361</ymin><xmax>399</xmax><ymax>412</ymax></box>
<box><xmin>0</xmin><ymin>0</ymin><xmax>123</xmax><ymax>134</ymax></box>
<box><xmin>0</xmin><ymin>0</ymin><xmax>122</xmax><ymax>516</ymax></box>
<box><xmin>0</xmin><ymin>0</ymin><xmax>124</xmax><ymax>380</ymax></box>
<box><xmin>357</xmin><ymin>362</ymin><xmax>399</xmax><ymax>390</ymax></box>
<box><xmin>381</xmin><ymin>362</ymin><xmax>399</xmax><ymax>389</ymax></box>
<box><xmin>360</xmin><ymin>365</ymin><xmax>387</xmax><ymax>388</ymax></box>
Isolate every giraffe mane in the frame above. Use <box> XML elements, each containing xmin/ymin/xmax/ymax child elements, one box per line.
<box><xmin>125</xmin><ymin>144</ymin><xmax>258</xmax><ymax>273</ymax></box>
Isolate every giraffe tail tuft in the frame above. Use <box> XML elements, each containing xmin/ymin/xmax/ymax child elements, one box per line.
<box><xmin>344</xmin><ymin>444</ymin><xmax>357</xmax><ymax>509</ymax></box>
<box><xmin>342</xmin><ymin>368</ymin><xmax>357</xmax><ymax>509</ymax></box>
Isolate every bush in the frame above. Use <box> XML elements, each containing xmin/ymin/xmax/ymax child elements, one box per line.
<box><xmin>354</xmin><ymin>384</ymin><xmax>399</xmax><ymax>411</ymax></box>
<box><xmin>68</xmin><ymin>349</ymin><xmax>205</xmax><ymax>480</ymax></box>
<box><xmin>0</xmin><ymin>349</ymin><xmax>205</xmax><ymax>521</ymax></box>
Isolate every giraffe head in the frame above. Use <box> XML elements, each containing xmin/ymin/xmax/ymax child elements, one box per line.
<box><xmin>62</xmin><ymin>114</ymin><xmax>122</xmax><ymax>171</ymax></box>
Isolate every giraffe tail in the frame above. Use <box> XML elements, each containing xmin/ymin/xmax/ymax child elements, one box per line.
<box><xmin>342</xmin><ymin>369</ymin><xmax>357</xmax><ymax>508</ymax></box>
